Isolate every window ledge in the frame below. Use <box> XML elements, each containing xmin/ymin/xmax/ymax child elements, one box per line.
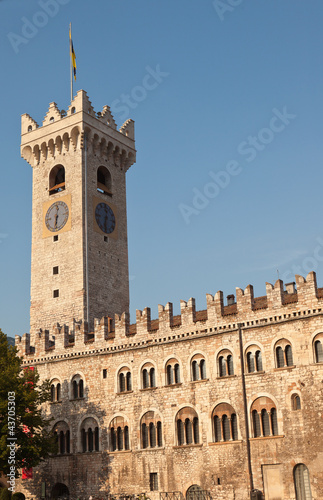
<box><xmin>70</xmin><ymin>397</ymin><xmax>85</xmax><ymax>401</ymax></box>
<box><xmin>250</xmin><ymin>435</ymin><xmax>284</xmax><ymax>441</ymax></box>
<box><xmin>117</xmin><ymin>390</ymin><xmax>133</xmax><ymax>395</ymax></box>
<box><xmin>274</xmin><ymin>365</ymin><xmax>295</xmax><ymax>372</ymax></box>
<box><xmin>245</xmin><ymin>370</ymin><xmax>265</xmax><ymax>376</ymax></box>
<box><xmin>109</xmin><ymin>449</ymin><xmax>132</xmax><ymax>454</ymax></box>
<box><xmin>50</xmin><ymin>401</ymin><xmax>62</xmax><ymax>405</ymax></box>
<box><xmin>173</xmin><ymin>443</ymin><xmax>203</xmax><ymax>449</ymax></box>
<box><xmin>208</xmin><ymin>440</ymin><xmax>242</xmax><ymax>446</ymax></box>
<box><xmin>216</xmin><ymin>375</ymin><xmax>236</xmax><ymax>380</ymax></box>
<box><xmin>165</xmin><ymin>383</ymin><xmax>182</xmax><ymax>388</ymax></box>
<box><xmin>190</xmin><ymin>378</ymin><xmax>209</xmax><ymax>384</ymax></box>
<box><xmin>134</xmin><ymin>447</ymin><xmax>165</xmax><ymax>453</ymax></box>
<box><xmin>140</xmin><ymin>387</ymin><xmax>158</xmax><ymax>392</ymax></box>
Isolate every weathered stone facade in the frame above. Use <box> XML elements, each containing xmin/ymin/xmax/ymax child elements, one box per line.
<box><xmin>15</xmin><ymin>95</ymin><xmax>323</xmax><ymax>500</ymax></box>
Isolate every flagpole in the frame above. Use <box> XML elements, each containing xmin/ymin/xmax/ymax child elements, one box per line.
<box><xmin>69</xmin><ymin>23</ymin><xmax>73</xmax><ymax>103</ymax></box>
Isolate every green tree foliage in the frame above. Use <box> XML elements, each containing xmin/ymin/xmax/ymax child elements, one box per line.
<box><xmin>0</xmin><ymin>330</ymin><xmax>57</xmax><ymax>476</ymax></box>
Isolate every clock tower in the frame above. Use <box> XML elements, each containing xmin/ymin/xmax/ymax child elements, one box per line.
<box><xmin>21</xmin><ymin>90</ymin><xmax>136</xmax><ymax>332</ymax></box>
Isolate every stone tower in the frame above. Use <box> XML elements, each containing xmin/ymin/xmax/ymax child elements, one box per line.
<box><xmin>21</xmin><ymin>90</ymin><xmax>136</xmax><ymax>332</ymax></box>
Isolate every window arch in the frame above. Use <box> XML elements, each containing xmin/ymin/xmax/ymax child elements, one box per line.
<box><xmin>275</xmin><ymin>339</ymin><xmax>294</xmax><ymax>368</ymax></box>
<box><xmin>165</xmin><ymin>358</ymin><xmax>181</xmax><ymax>385</ymax></box>
<box><xmin>97</xmin><ymin>166</ymin><xmax>112</xmax><ymax>195</ymax></box>
<box><xmin>250</xmin><ymin>397</ymin><xmax>278</xmax><ymax>437</ymax></box>
<box><xmin>50</xmin><ymin>379</ymin><xmax>61</xmax><ymax>402</ymax></box>
<box><xmin>140</xmin><ymin>411</ymin><xmax>162</xmax><ymax>449</ymax></box>
<box><xmin>186</xmin><ymin>485</ymin><xmax>203</xmax><ymax>500</ymax></box>
<box><xmin>245</xmin><ymin>346</ymin><xmax>263</xmax><ymax>373</ymax></box>
<box><xmin>109</xmin><ymin>416</ymin><xmax>130</xmax><ymax>451</ymax></box>
<box><xmin>294</xmin><ymin>464</ymin><xmax>312</xmax><ymax>500</ymax></box>
<box><xmin>212</xmin><ymin>403</ymin><xmax>238</xmax><ymax>442</ymax></box>
<box><xmin>49</xmin><ymin>165</ymin><xmax>65</xmax><ymax>195</ymax></box>
<box><xmin>141</xmin><ymin>363</ymin><xmax>156</xmax><ymax>389</ymax></box>
<box><xmin>313</xmin><ymin>334</ymin><xmax>323</xmax><ymax>363</ymax></box>
<box><xmin>80</xmin><ymin>417</ymin><xmax>99</xmax><ymax>452</ymax></box>
<box><xmin>291</xmin><ymin>394</ymin><xmax>301</xmax><ymax>411</ymax></box>
<box><xmin>191</xmin><ymin>354</ymin><xmax>207</xmax><ymax>381</ymax></box>
<box><xmin>53</xmin><ymin>421</ymin><xmax>70</xmax><ymax>454</ymax></box>
<box><xmin>117</xmin><ymin>367</ymin><xmax>132</xmax><ymax>393</ymax></box>
<box><xmin>217</xmin><ymin>349</ymin><xmax>234</xmax><ymax>377</ymax></box>
<box><xmin>71</xmin><ymin>374</ymin><xmax>84</xmax><ymax>400</ymax></box>
<box><xmin>176</xmin><ymin>407</ymin><xmax>199</xmax><ymax>446</ymax></box>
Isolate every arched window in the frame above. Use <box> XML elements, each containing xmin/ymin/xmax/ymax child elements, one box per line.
<box><xmin>97</xmin><ymin>166</ymin><xmax>112</xmax><ymax>195</ymax></box>
<box><xmin>252</xmin><ymin>410</ymin><xmax>261</xmax><ymax>438</ymax></box>
<box><xmin>140</xmin><ymin>411</ymin><xmax>162</xmax><ymax>449</ymax></box>
<box><xmin>191</xmin><ymin>355</ymin><xmax>207</xmax><ymax>382</ymax></box>
<box><xmin>56</xmin><ymin>383</ymin><xmax>61</xmax><ymax>401</ymax></box>
<box><xmin>51</xmin><ymin>384</ymin><xmax>55</xmax><ymax>402</ymax></box>
<box><xmin>166</xmin><ymin>364</ymin><xmax>173</xmax><ymax>385</ymax></box>
<box><xmin>174</xmin><ymin>363</ymin><xmax>180</xmax><ymax>383</ymax></box>
<box><xmin>212</xmin><ymin>403</ymin><xmax>239</xmax><ymax>442</ymax></box>
<box><xmin>246</xmin><ymin>346</ymin><xmax>263</xmax><ymax>373</ymax></box>
<box><xmin>275</xmin><ymin>340</ymin><xmax>294</xmax><ymax>368</ymax></box>
<box><xmin>291</xmin><ymin>394</ymin><xmax>301</xmax><ymax>411</ymax></box>
<box><xmin>176</xmin><ymin>407</ymin><xmax>199</xmax><ymax>446</ymax></box>
<box><xmin>261</xmin><ymin>409</ymin><xmax>270</xmax><ymax>436</ymax></box>
<box><xmin>251</xmin><ymin>397</ymin><xmax>278</xmax><ymax>437</ymax></box>
<box><xmin>186</xmin><ymin>485</ymin><xmax>203</xmax><ymax>500</ymax></box>
<box><xmin>218</xmin><ymin>350</ymin><xmax>234</xmax><ymax>377</ymax></box>
<box><xmin>119</xmin><ymin>373</ymin><xmax>125</xmax><ymax>392</ymax></box>
<box><xmin>165</xmin><ymin>358</ymin><xmax>181</xmax><ymax>385</ymax></box>
<box><xmin>255</xmin><ymin>350</ymin><xmax>263</xmax><ymax>371</ymax></box>
<box><xmin>141</xmin><ymin>363</ymin><xmax>156</xmax><ymax>389</ymax></box>
<box><xmin>50</xmin><ymin>379</ymin><xmax>62</xmax><ymax>402</ymax></box>
<box><xmin>118</xmin><ymin>367</ymin><xmax>132</xmax><ymax>393</ymax></box>
<box><xmin>294</xmin><ymin>464</ymin><xmax>312</xmax><ymax>500</ymax></box>
<box><xmin>185</xmin><ymin>419</ymin><xmax>193</xmax><ymax>445</ymax></box>
<box><xmin>80</xmin><ymin>417</ymin><xmax>99</xmax><ymax>452</ymax></box>
<box><xmin>192</xmin><ymin>360</ymin><xmax>199</xmax><ymax>381</ymax></box>
<box><xmin>71</xmin><ymin>375</ymin><xmax>84</xmax><ymax>400</ymax></box>
<box><xmin>149</xmin><ymin>422</ymin><xmax>156</xmax><ymax>447</ymax></box>
<box><xmin>53</xmin><ymin>421</ymin><xmax>70</xmax><ymax>455</ymax></box>
<box><xmin>126</xmin><ymin>371</ymin><xmax>132</xmax><ymax>391</ymax></box>
<box><xmin>247</xmin><ymin>352</ymin><xmax>255</xmax><ymax>373</ymax></box>
<box><xmin>157</xmin><ymin>421</ymin><xmax>162</xmax><ymax>447</ymax></box>
<box><xmin>314</xmin><ymin>336</ymin><xmax>323</xmax><ymax>363</ymax></box>
<box><xmin>49</xmin><ymin>165</ymin><xmax>65</xmax><ymax>195</ymax></box>
<box><xmin>200</xmin><ymin>359</ymin><xmax>207</xmax><ymax>379</ymax></box>
<box><xmin>109</xmin><ymin>416</ymin><xmax>130</xmax><ymax>451</ymax></box>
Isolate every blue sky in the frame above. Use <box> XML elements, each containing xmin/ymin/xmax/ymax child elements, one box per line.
<box><xmin>1</xmin><ymin>0</ymin><xmax>323</xmax><ymax>337</ymax></box>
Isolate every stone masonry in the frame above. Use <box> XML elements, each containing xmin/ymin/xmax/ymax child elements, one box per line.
<box><xmin>15</xmin><ymin>94</ymin><xmax>323</xmax><ymax>500</ymax></box>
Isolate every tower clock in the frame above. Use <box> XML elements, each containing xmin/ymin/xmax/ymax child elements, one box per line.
<box><xmin>21</xmin><ymin>91</ymin><xmax>136</xmax><ymax>332</ymax></box>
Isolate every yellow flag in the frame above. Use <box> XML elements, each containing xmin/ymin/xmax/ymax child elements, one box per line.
<box><xmin>69</xmin><ymin>25</ymin><xmax>76</xmax><ymax>81</ymax></box>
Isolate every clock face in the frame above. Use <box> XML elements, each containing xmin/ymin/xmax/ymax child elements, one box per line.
<box><xmin>95</xmin><ymin>202</ymin><xmax>116</xmax><ymax>234</ymax></box>
<box><xmin>45</xmin><ymin>201</ymin><xmax>69</xmax><ymax>232</ymax></box>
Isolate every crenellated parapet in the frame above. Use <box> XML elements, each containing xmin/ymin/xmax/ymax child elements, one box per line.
<box><xmin>16</xmin><ymin>272</ymin><xmax>323</xmax><ymax>361</ymax></box>
<box><xmin>21</xmin><ymin>90</ymin><xmax>136</xmax><ymax>170</ymax></box>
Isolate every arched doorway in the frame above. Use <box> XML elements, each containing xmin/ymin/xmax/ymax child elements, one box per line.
<box><xmin>186</xmin><ymin>485</ymin><xmax>205</xmax><ymax>500</ymax></box>
<box><xmin>294</xmin><ymin>464</ymin><xmax>312</xmax><ymax>500</ymax></box>
<box><xmin>51</xmin><ymin>483</ymin><xmax>69</xmax><ymax>499</ymax></box>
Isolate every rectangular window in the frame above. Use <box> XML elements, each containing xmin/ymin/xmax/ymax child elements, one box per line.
<box><xmin>53</xmin><ymin>235</ymin><xmax>58</xmax><ymax>242</ymax></box>
<box><xmin>53</xmin><ymin>266</ymin><xmax>59</xmax><ymax>275</ymax></box>
<box><xmin>150</xmin><ymin>473</ymin><xmax>158</xmax><ymax>491</ymax></box>
<box><xmin>53</xmin><ymin>289</ymin><xmax>59</xmax><ymax>298</ymax></box>
<box><xmin>103</xmin><ymin>369</ymin><xmax>107</xmax><ymax>379</ymax></box>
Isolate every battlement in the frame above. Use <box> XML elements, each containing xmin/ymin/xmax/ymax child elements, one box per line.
<box><xmin>16</xmin><ymin>271</ymin><xmax>323</xmax><ymax>361</ymax></box>
<box><xmin>21</xmin><ymin>90</ymin><xmax>136</xmax><ymax>169</ymax></box>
